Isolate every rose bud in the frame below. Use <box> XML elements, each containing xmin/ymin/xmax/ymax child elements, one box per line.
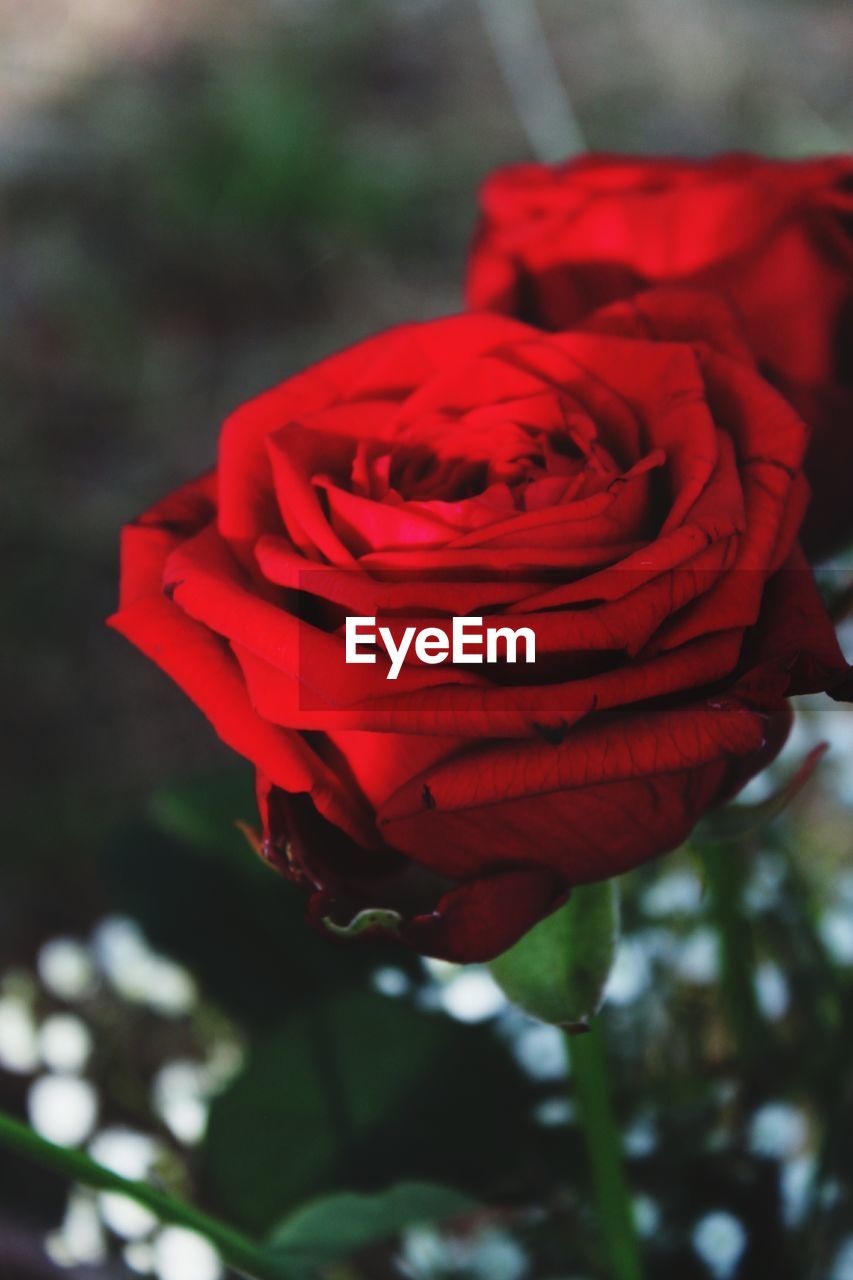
<box><xmin>110</xmin><ymin>301</ymin><xmax>851</xmax><ymax>963</ymax></box>
<box><xmin>467</xmin><ymin>153</ymin><xmax>853</xmax><ymax>558</ymax></box>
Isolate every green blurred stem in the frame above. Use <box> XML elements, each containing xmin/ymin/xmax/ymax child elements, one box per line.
<box><xmin>0</xmin><ymin>1109</ymin><xmax>286</xmax><ymax>1280</ymax></box>
<box><xmin>700</xmin><ymin>843</ymin><xmax>765</xmax><ymax>1062</ymax></box>
<box><xmin>568</xmin><ymin>1022</ymin><xmax>643</xmax><ymax>1280</ymax></box>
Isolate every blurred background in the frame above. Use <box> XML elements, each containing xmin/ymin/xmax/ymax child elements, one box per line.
<box><xmin>0</xmin><ymin>1</ymin><xmax>851</xmax><ymax>1277</ymax></box>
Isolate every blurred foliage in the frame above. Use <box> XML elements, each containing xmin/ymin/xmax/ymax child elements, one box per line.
<box><xmin>74</xmin><ymin>750</ymin><xmax>853</xmax><ymax>1276</ymax></box>
<box><xmin>145</xmin><ymin>59</ymin><xmax>438</xmax><ymax>253</ymax></box>
<box><xmin>103</xmin><ymin>775</ymin><xmax>564</xmax><ymax>1233</ymax></box>
<box><xmin>205</xmin><ymin>994</ymin><xmax>477</xmax><ymax>1231</ymax></box>
<box><xmin>105</xmin><ymin>770</ymin><xmax>420</xmax><ymax>1023</ymax></box>
<box><xmin>0</xmin><ymin>1</ymin><xmax>852</xmax><ymax>1277</ymax></box>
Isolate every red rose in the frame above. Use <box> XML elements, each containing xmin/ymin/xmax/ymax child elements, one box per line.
<box><xmin>109</xmin><ymin>300</ymin><xmax>850</xmax><ymax>963</ymax></box>
<box><xmin>467</xmin><ymin>153</ymin><xmax>853</xmax><ymax>558</ymax></box>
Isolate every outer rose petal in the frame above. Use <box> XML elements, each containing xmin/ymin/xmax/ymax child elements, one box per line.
<box><xmin>581</xmin><ymin>286</ymin><xmax>757</xmax><ymax>366</ymax></box>
<box><xmin>398</xmin><ymin>869</ymin><xmax>565</xmax><ymax>963</ymax></box>
<box><xmin>468</xmin><ymin>154</ymin><xmax>852</xmax><ymax>320</ymax></box>
<box><xmin>117</xmin><ymin>472</ymin><xmax>216</xmax><ymax>608</ymax></box>
<box><xmin>109</xmin><ymin>484</ymin><xmax>377</xmax><ymax>849</ymax></box>
<box><xmin>741</xmin><ymin>548</ymin><xmax>852</xmax><ymax>700</ymax></box>
<box><xmin>162</xmin><ymin>523</ymin><xmax>488</xmax><ymax>706</ymax></box>
<box><xmin>379</xmin><ymin>762</ymin><xmax>738</xmax><ymax>890</ymax></box>
<box><xmin>233</xmin><ymin>628</ymin><xmax>744</xmax><ymax>738</ymax></box>
<box><xmin>786</xmin><ymin>381</ymin><xmax>853</xmax><ymax>558</ymax></box>
<box><xmin>377</xmin><ymin>700</ymin><xmax>770</xmax><ymax>877</ymax></box>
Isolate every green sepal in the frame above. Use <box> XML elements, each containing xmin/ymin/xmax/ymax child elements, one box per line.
<box><xmin>490</xmin><ymin>880</ymin><xmax>619</xmax><ymax>1027</ymax></box>
<box><xmin>696</xmin><ymin>742</ymin><xmax>827</xmax><ymax>844</ymax></box>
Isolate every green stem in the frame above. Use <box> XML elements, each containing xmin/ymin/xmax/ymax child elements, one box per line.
<box><xmin>0</xmin><ymin>1109</ymin><xmax>287</xmax><ymax>1280</ymax></box>
<box><xmin>700</xmin><ymin>843</ymin><xmax>765</xmax><ymax>1063</ymax></box>
<box><xmin>568</xmin><ymin>1022</ymin><xmax>642</xmax><ymax>1280</ymax></box>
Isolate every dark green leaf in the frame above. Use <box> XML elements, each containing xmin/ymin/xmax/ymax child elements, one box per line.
<box><xmin>202</xmin><ymin>986</ymin><xmax>546</xmax><ymax>1234</ymax></box>
<box><xmin>267</xmin><ymin>1183</ymin><xmax>477</xmax><ymax>1266</ymax></box>
<box><xmin>204</xmin><ymin>992</ymin><xmax>446</xmax><ymax>1232</ymax></box>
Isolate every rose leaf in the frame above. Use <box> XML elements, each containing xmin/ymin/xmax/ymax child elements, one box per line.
<box><xmin>266</xmin><ymin>1182</ymin><xmax>478</xmax><ymax>1269</ymax></box>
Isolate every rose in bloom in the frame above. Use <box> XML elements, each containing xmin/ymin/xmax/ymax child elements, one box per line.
<box><xmin>110</xmin><ymin>298</ymin><xmax>850</xmax><ymax>962</ymax></box>
<box><xmin>467</xmin><ymin>153</ymin><xmax>853</xmax><ymax>557</ymax></box>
